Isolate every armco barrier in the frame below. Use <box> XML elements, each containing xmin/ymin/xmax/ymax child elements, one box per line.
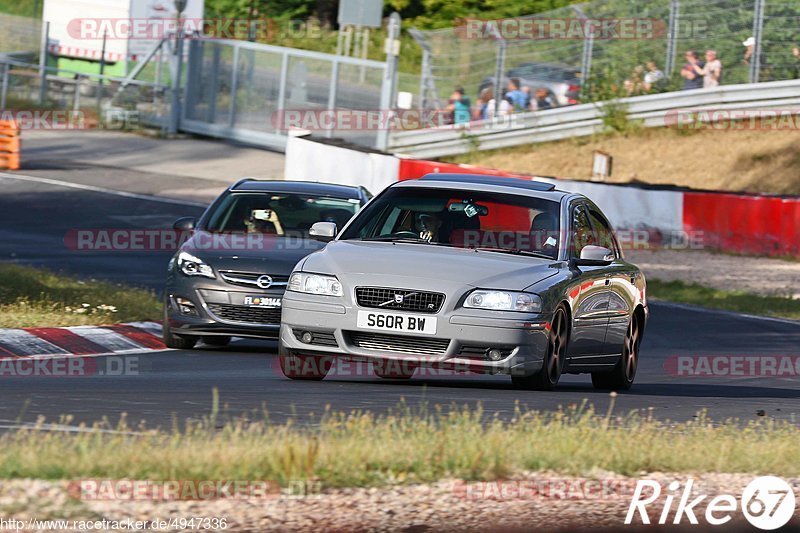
<box><xmin>388</xmin><ymin>79</ymin><xmax>800</xmax><ymax>159</ymax></box>
<box><xmin>683</xmin><ymin>193</ymin><xmax>800</xmax><ymax>257</ymax></box>
<box><xmin>285</xmin><ymin>135</ymin><xmax>799</xmax><ymax>257</ymax></box>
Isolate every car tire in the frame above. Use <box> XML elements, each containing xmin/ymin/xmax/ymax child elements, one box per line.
<box><xmin>202</xmin><ymin>336</ymin><xmax>232</xmax><ymax>347</ymax></box>
<box><xmin>162</xmin><ymin>304</ymin><xmax>198</xmax><ymax>349</ymax></box>
<box><xmin>278</xmin><ymin>350</ymin><xmax>332</xmax><ymax>381</ymax></box>
<box><xmin>591</xmin><ymin>313</ymin><xmax>641</xmax><ymax>391</ymax></box>
<box><xmin>163</xmin><ymin>324</ymin><xmax>198</xmax><ymax>350</ymax></box>
<box><xmin>512</xmin><ymin>305</ymin><xmax>569</xmax><ymax>391</ymax></box>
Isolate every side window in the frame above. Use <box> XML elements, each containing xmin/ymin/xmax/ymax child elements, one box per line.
<box><xmin>572</xmin><ymin>205</ymin><xmax>594</xmax><ymax>257</ymax></box>
<box><xmin>587</xmin><ymin>209</ymin><xmax>618</xmax><ymax>257</ymax></box>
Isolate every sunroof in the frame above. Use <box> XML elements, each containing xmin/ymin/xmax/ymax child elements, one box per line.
<box><xmin>418</xmin><ymin>174</ymin><xmax>556</xmax><ymax>192</ymax></box>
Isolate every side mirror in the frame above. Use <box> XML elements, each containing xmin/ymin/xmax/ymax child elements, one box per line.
<box><xmin>173</xmin><ymin>217</ymin><xmax>196</xmax><ymax>231</ymax></box>
<box><xmin>309</xmin><ymin>221</ymin><xmax>338</xmax><ymax>242</ymax></box>
<box><xmin>574</xmin><ymin>245</ymin><xmax>614</xmax><ymax>267</ymax></box>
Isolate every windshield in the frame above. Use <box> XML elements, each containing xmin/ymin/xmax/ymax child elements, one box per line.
<box><xmin>339</xmin><ymin>187</ymin><xmax>561</xmax><ymax>259</ymax></box>
<box><xmin>204</xmin><ymin>193</ymin><xmax>361</xmax><ymax>236</ymax></box>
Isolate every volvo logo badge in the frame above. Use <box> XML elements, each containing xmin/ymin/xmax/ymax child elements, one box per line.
<box><xmin>394</xmin><ymin>294</ymin><xmax>404</xmax><ymax>304</ymax></box>
<box><xmin>256</xmin><ymin>275</ymin><xmax>273</xmax><ymax>289</ymax></box>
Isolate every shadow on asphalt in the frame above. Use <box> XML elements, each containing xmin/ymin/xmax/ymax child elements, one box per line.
<box><xmin>322</xmin><ymin>378</ymin><xmax>800</xmax><ymax>399</ymax></box>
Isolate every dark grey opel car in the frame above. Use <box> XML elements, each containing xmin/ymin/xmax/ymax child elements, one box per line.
<box><xmin>163</xmin><ymin>179</ymin><xmax>371</xmax><ymax>349</ymax></box>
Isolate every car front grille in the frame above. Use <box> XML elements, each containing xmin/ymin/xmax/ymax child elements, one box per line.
<box><xmin>355</xmin><ymin>287</ymin><xmax>445</xmax><ymax>314</ymax></box>
<box><xmin>206</xmin><ymin>303</ymin><xmax>281</xmax><ymax>325</ymax></box>
<box><xmin>348</xmin><ymin>331</ymin><xmax>450</xmax><ymax>356</ymax></box>
<box><xmin>218</xmin><ymin>271</ymin><xmax>289</xmax><ymax>289</ymax></box>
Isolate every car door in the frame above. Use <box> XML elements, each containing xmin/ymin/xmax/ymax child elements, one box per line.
<box><xmin>586</xmin><ymin>205</ymin><xmax>636</xmax><ymax>355</ymax></box>
<box><xmin>566</xmin><ymin>202</ymin><xmax>614</xmax><ymax>360</ymax></box>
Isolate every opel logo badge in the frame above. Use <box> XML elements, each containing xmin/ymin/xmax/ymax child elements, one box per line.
<box><xmin>256</xmin><ymin>275</ymin><xmax>273</xmax><ymax>289</ymax></box>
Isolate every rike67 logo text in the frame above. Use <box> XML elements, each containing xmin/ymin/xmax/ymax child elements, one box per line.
<box><xmin>626</xmin><ymin>476</ymin><xmax>796</xmax><ymax>530</ymax></box>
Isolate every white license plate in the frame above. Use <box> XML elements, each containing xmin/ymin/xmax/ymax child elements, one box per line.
<box><xmin>356</xmin><ymin>311</ymin><xmax>437</xmax><ymax>335</ymax></box>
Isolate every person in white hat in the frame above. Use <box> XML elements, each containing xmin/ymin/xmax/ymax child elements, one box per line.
<box><xmin>743</xmin><ymin>37</ymin><xmax>756</xmax><ymax>64</ymax></box>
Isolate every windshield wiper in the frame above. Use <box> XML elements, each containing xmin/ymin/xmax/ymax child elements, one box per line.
<box><xmin>360</xmin><ymin>236</ymin><xmax>456</xmax><ymax>247</ymax></box>
<box><xmin>473</xmin><ymin>247</ymin><xmax>555</xmax><ymax>260</ymax></box>
<box><xmin>360</xmin><ymin>236</ymin><xmax>429</xmax><ymax>243</ymax></box>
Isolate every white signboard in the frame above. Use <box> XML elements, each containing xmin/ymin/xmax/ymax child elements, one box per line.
<box><xmin>43</xmin><ymin>0</ymin><xmax>204</xmax><ymax>62</ymax></box>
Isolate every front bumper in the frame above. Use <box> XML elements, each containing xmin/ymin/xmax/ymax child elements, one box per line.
<box><xmin>280</xmin><ymin>291</ymin><xmax>552</xmax><ymax>376</ymax></box>
<box><xmin>166</xmin><ymin>280</ymin><xmax>284</xmax><ymax>340</ymax></box>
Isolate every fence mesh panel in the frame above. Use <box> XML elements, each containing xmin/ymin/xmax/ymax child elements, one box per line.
<box><xmin>412</xmin><ymin>0</ymin><xmax>799</xmax><ymax>110</ymax></box>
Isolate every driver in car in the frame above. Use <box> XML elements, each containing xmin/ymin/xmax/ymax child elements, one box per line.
<box><xmin>244</xmin><ymin>209</ymin><xmax>284</xmax><ymax>235</ymax></box>
<box><xmin>416</xmin><ymin>212</ymin><xmax>443</xmax><ymax>242</ymax></box>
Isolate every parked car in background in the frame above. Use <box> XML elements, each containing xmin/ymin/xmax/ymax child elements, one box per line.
<box><xmin>280</xmin><ymin>174</ymin><xmax>648</xmax><ymax>391</ymax></box>
<box><xmin>479</xmin><ymin>62</ymin><xmax>582</xmax><ymax>107</ymax></box>
<box><xmin>163</xmin><ymin>180</ymin><xmax>371</xmax><ymax>349</ymax></box>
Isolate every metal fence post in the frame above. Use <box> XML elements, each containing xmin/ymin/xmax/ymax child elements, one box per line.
<box><xmin>1</xmin><ymin>63</ymin><xmax>9</xmax><ymax>109</ymax></box>
<box><xmin>580</xmin><ymin>23</ymin><xmax>595</xmax><ymax>87</ymax></box>
<box><xmin>275</xmin><ymin>52</ymin><xmax>289</xmax><ymax>134</ymax></box>
<box><xmin>419</xmin><ymin>48</ymin><xmax>430</xmax><ymax>113</ymax></box>
<box><xmin>666</xmin><ymin>0</ymin><xmax>680</xmax><ymax>75</ymax></box>
<box><xmin>38</xmin><ymin>21</ymin><xmax>49</xmax><ymax>105</ymax></box>
<box><xmin>228</xmin><ymin>44</ymin><xmax>240</xmax><ymax>128</ymax></box>
<box><xmin>749</xmin><ymin>0</ymin><xmax>765</xmax><ymax>83</ymax></box>
<box><xmin>492</xmin><ymin>38</ymin><xmax>506</xmax><ymax>115</ymax></box>
<box><xmin>168</xmin><ymin>30</ymin><xmax>185</xmax><ymax>135</ymax></box>
<box><xmin>377</xmin><ymin>12</ymin><xmax>401</xmax><ymax>151</ymax></box>
<box><xmin>326</xmin><ymin>59</ymin><xmax>339</xmax><ymax>138</ymax></box>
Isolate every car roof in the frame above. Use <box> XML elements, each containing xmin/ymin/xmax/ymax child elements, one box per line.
<box><xmin>231</xmin><ymin>179</ymin><xmax>364</xmax><ymax>199</ymax></box>
<box><xmin>396</xmin><ymin>174</ymin><xmax>568</xmax><ymax>200</ymax></box>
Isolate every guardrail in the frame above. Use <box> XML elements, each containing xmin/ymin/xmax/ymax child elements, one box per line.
<box><xmin>388</xmin><ymin>79</ymin><xmax>800</xmax><ymax>159</ymax></box>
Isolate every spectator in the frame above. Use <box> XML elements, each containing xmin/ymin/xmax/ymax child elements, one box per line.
<box><xmin>680</xmin><ymin>50</ymin><xmax>704</xmax><ymax>90</ymax></box>
<box><xmin>624</xmin><ymin>65</ymin><xmax>646</xmax><ymax>95</ymax></box>
<box><xmin>700</xmin><ymin>50</ymin><xmax>722</xmax><ymax>88</ymax></box>
<box><xmin>742</xmin><ymin>36</ymin><xmax>771</xmax><ymax>81</ymax></box>
<box><xmin>792</xmin><ymin>46</ymin><xmax>800</xmax><ymax>79</ymax></box>
<box><xmin>532</xmin><ymin>88</ymin><xmax>553</xmax><ymax>110</ymax></box>
<box><xmin>445</xmin><ymin>87</ymin><xmax>471</xmax><ymax>125</ymax></box>
<box><xmin>642</xmin><ymin>61</ymin><xmax>665</xmax><ymax>91</ymax></box>
<box><xmin>476</xmin><ymin>87</ymin><xmax>495</xmax><ymax>120</ymax></box>
<box><xmin>742</xmin><ymin>36</ymin><xmax>756</xmax><ymax>65</ymax></box>
<box><xmin>497</xmin><ymin>90</ymin><xmax>514</xmax><ymax>116</ymax></box>
<box><xmin>505</xmin><ymin>78</ymin><xmax>528</xmax><ymax>111</ymax></box>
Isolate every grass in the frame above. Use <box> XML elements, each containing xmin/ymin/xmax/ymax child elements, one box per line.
<box><xmin>444</xmin><ymin>127</ymin><xmax>800</xmax><ymax>195</ymax></box>
<box><xmin>0</xmin><ymin>264</ymin><xmax>161</xmax><ymax>328</ymax></box>
<box><xmin>647</xmin><ymin>279</ymin><xmax>800</xmax><ymax>320</ymax></box>
<box><xmin>0</xmin><ymin>401</ymin><xmax>797</xmax><ymax>485</ymax></box>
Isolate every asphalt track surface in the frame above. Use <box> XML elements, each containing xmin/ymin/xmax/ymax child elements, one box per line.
<box><xmin>1</xmin><ymin>170</ymin><xmax>799</xmax><ymax>429</ymax></box>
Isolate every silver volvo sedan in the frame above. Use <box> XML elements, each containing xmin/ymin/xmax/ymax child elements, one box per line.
<box><xmin>279</xmin><ymin>174</ymin><xmax>648</xmax><ymax>391</ymax></box>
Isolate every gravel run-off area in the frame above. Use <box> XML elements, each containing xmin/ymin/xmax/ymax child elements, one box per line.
<box><xmin>1</xmin><ymin>473</ymin><xmax>798</xmax><ymax>532</ymax></box>
<box><xmin>625</xmin><ymin>249</ymin><xmax>800</xmax><ymax>299</ymax></box>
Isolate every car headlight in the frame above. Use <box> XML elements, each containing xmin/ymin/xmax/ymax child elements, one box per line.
<box><xmin>464</xmin><ymin>290</ymin><xmax>542</xmax><ymax>313</ymax></box>
<box><xmin>288</xmin><ymin>272</ymin><xmax>343</xmax><ymax>297</ymax></box>
<box><xmin>176</xmin><ymin>251</ymin><xmax>215</xmax><ymax>279</ymax></box>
